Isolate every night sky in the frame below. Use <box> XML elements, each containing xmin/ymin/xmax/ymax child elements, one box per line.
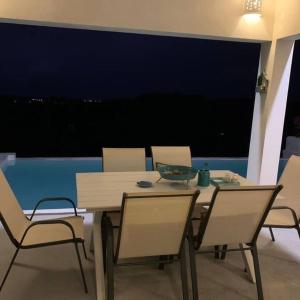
<box><xmin>0</xmin><ymin>22</ymin><xmax>264</xmax><ymax>101</ymax></box>
<box><xmin>288</xmin><ymin>41</ymin><xmax>300</xmax><ymax>102</ymax></box>
<box><xmin>0</xmin><ymin>22</ymin><xmax>299</xmax><ymax>157</ymax></box>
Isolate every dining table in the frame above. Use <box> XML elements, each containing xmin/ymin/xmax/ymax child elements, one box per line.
<box><xmin>76</xmin><ymin>170</ymin><xmax>257</xmax><ymax>300</ymax></box>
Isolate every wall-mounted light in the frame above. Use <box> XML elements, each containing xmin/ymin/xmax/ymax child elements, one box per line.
<box><xmin>244</xmin><ymin>0</ymin><xmax>262</xmax><ymax>23</ymax></box>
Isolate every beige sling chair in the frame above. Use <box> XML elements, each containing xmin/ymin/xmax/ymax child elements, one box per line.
<box><xmin>188</xmin><ymin>185</ymin><xmax>282</xmax><ymax>300</ymax></box>
<box><xmin>264</xmin><ymin>155</ymin><xmax>300</xmax><ymax>241</ymax></box>
<box><xmin>102</xmin><ymin>190</ymin><xmax>200</xmax><ymax>300</ymax></box>
<box><xmin>151</xmin><ymin>146</ymin><xmax>192</xmax><ymax>170</ymax></box>
<box><xmin>100</xmin><ymin>147</ymin><xmax>147</xmax><ymax>228</ymax></box>
<box><xmin>151</xmin><ymin>146</ymin><xmax>208</xmax><ymax>248</ymax></box>
<box><xmin>102</xmin><ymin>148</ymin><xmax>146</xmax><ymax>172</ymax></box>
<box><xmin>0</xmin><ymin>170</ymin><xmax>88</xmax><ymax>293</ymax></box>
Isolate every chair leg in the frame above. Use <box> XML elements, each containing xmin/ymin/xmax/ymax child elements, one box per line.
<box><xmin>214</xmin><ymin>245</ymin><xmax>220</xmax><ymax>259</ymax></box>
<box><xmin>251</xmin><ymin>244</ymin><xmax>264</xmax><ymax>300</ymax></box>
<box><xmin>180</xmin><ymin>242</ymin><xmax>189</xmax><ymax>300</ymax></box>
<box><xmin>0</xmin><ymin>248</ymin><xmax>20</xmax><ymax>291</ymax></box>
<box><xmin>221</xmin><ymin>245</ymin><xmax>228</xmax><ymax>260</ymax></box>
<box><xmin>89</xmin><ymin>228</ymin><xmax>94</xmax><ymax>253</ymax></box>
<box><xmin>269</xmin><ymin>227</ymin><xmax>275</xmax><ymax>242</ymax></box>
<box><xmin>74</xmin><ymin>241</ymin><xmax>88</xmax><ymax>293</ymax></box>
<box><xmin>188</xmin><ymin>226</ymin><xmax>199</xmax><ymax>300</ymax></box>
<box><xmin>82</xmin><ymin>241</ymin><xmax>88</xmax><ymax>259</ymax></box>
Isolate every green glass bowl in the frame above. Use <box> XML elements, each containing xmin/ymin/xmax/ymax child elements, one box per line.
<box><xmin>156</xmin><ymin>163</ymin><xmax>198</xmax><ymax>181</ymax></box>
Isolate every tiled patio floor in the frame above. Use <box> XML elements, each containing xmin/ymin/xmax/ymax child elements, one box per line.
<box><xmin>1</xmin><ymin>213</ymin><xmax>300</xmax><ymax>300</ymax></box>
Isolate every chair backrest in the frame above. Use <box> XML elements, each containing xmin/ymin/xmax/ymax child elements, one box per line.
<box><xmin>151</xmin><ymin>146</ymin><xmax>192</xmax><ymax>170</ymax></box>
<box><xmin>278</xmin><ymin>155</ymin><xmax>300</xmax><ymax>217</ymax></box>
<box><xmin>196</xmin><ymin>185</ymin><xmax>282</xmax><ymax>248</ymax></box>
<box><xmin>102</xmin><ymin>148</ymin><xmax>146</xmax><ymax>172</ymax></box>
<box><xmin>115</xmin><ymin>190</ymin><xmax>199</xmax><ymax>260</ymax></box>
<box><xmin>0</xmin><ymin>170</ymin><xmax>29</xmax><ymax>244</ymax></box>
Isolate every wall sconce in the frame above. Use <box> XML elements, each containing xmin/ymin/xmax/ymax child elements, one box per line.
<box><xmin>244</xmin><ymin>0</ymin><xmax>262</xmax><ymax>23</ymax></box>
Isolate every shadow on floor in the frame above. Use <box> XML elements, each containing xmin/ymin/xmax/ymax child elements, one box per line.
<box><xmin>1</xmin><ymin>215</ymin><xmax>300</xmax><ymax>300</ymax></box>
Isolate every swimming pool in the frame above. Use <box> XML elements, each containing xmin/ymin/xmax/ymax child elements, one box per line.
<box><xmin>3</xmin><ymin>158</ymin><xmax>101</xmax><ymax>210</ymax></box>
<box><xmin>2</xmin><ymin>157</ymin><xmax>287</xmax><ymax>210</ymax></box>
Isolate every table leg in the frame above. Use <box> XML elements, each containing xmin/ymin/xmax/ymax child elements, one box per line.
<box><xmin>90</xmin><ymin>214</ymin><xmax>94</xmax><ymax>253</ymax></box>
<box><xmin>239</xmin><ymin>243</ymin><xmax>256</xmax><ymax>284</ymax></box>
<box><xmin>93</xmin><ymin>212</ymin><xmax>105</xmax><ymax>300</ymax></box>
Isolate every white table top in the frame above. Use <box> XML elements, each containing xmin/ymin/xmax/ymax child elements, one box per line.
<box><xmin>76</xmin><ymin>170</ymin><xmax>254</xmax><ymax>211</ymax></box>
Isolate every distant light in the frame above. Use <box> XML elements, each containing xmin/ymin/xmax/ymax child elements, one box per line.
<box><xmin>244</xmin><ymin>0</ymin><xmax>262</xmax><ymax>23</ymax></box>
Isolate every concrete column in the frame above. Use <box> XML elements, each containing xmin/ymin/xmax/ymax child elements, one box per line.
<box><xmin>247</xmin><ymin>40</ymin><xmax>294</xmax><ymax>184</ymax></box>
<box><xmin>247</xmin><ymin>38</ymin><xmax>295</xmax><ymax>184</ymax></box>
<box><xmin>260</xmin><ymin>39</ymin><xmax>295</xmax><ymax>184</ymax></box>
<box><xmin>247</xmin><ymin>42</ymin><xmax>271</xmax><ymax>183</ymax></box>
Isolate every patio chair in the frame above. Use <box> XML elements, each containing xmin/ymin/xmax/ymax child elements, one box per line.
<box><xmin>101</xmin><ymin>147</ymin><xmax>146</xmax><ymax>225</ymax></box>
<box><xmin>0</xmin><ymin>170</ymin><xmax>88</xmax><ymax>293</ymax></box>
<box><xmin>102</xmin><ymin>147</ymin><xmax>146</xmax><ymax>172</ymax></box>
<box><xmin>151</xmin><ymin>146</ymin><xmax>192</xmax><ymax>170</ymax></box>
<box><xmin>188</xmin><ymin>185</ymin><xmax>282</xmax><ymax>300</ymax></box>
<box><xmin>151</xmin><ymin>146</ymin><xmax>207</xmax><ymax>247</ymax></box>
<box><xmin>99</xmin><ymin>147</ymin><xmax>147</xmax><ymax>253</ymax></box>
<box><xmin>102</xmin><ymin>190</ymin><xmax>200</xmax><ymax>300</ymax></box>
<box><xmin>264</xmin><ymin>155</ymin><xmax>300</xmax><ymax>241</ymax></box>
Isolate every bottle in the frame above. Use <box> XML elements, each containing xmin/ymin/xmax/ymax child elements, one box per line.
<box><xmin>198</xmin><ymin>162</ymin><xmax>210</xmax><ymax>187</ymax></box>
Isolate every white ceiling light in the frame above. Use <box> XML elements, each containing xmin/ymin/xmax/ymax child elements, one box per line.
<box><xmin>244</xmin><ymin>0</ymin><xmax>262</xmax><ymax>23</ymax></box>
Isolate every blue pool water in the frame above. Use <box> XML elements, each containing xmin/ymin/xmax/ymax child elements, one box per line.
<box><xmin>2</xmin><ymin>158</ymin><xmax>287</xmax><ymax>210</ymax></box>
<box><xmin>3</xmin><ymin>159</ymin><xmax>101</xmax><ymax>210</ymax></box>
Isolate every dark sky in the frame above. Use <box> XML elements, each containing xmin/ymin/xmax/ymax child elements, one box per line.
<box><xmin>288</xmin><ymin>40</ymin><xmax>300</xmax><ymax>102</ymax></box>
<box><xmin>0</xmin><ymin>22</ymin><xmax>263</xmax><ymax>100</ymax></box>
<box><xmin>1</xmin><ymin>22</ymin><xmax>298</xmax><ymax>101</ymax></box>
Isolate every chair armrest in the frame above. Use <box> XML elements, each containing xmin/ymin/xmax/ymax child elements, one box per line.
<box><xmin>30</xmin><ymin>197</ymin><xmax>78</xmax><ymax>220</ymax></box>
<box><xmin>20</xmin><ymin>219</ymin><xmax>77</xmax><ymax>246</ymax></box>
<box><xmin>271</xmin><ymin>205</ymin><xmax>294</xmax><ymax>210</ymax></box>
<box><xmin>270</xmin><ymin>206</ymin><xmax>299</xmax><ymax>224</ymax></box>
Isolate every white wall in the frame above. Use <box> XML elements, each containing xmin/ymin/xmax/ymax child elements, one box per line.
<box><xmin>0</xmin><ymin>0</ymin><xmax>275</xmax><ymax>42</ymax></box>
